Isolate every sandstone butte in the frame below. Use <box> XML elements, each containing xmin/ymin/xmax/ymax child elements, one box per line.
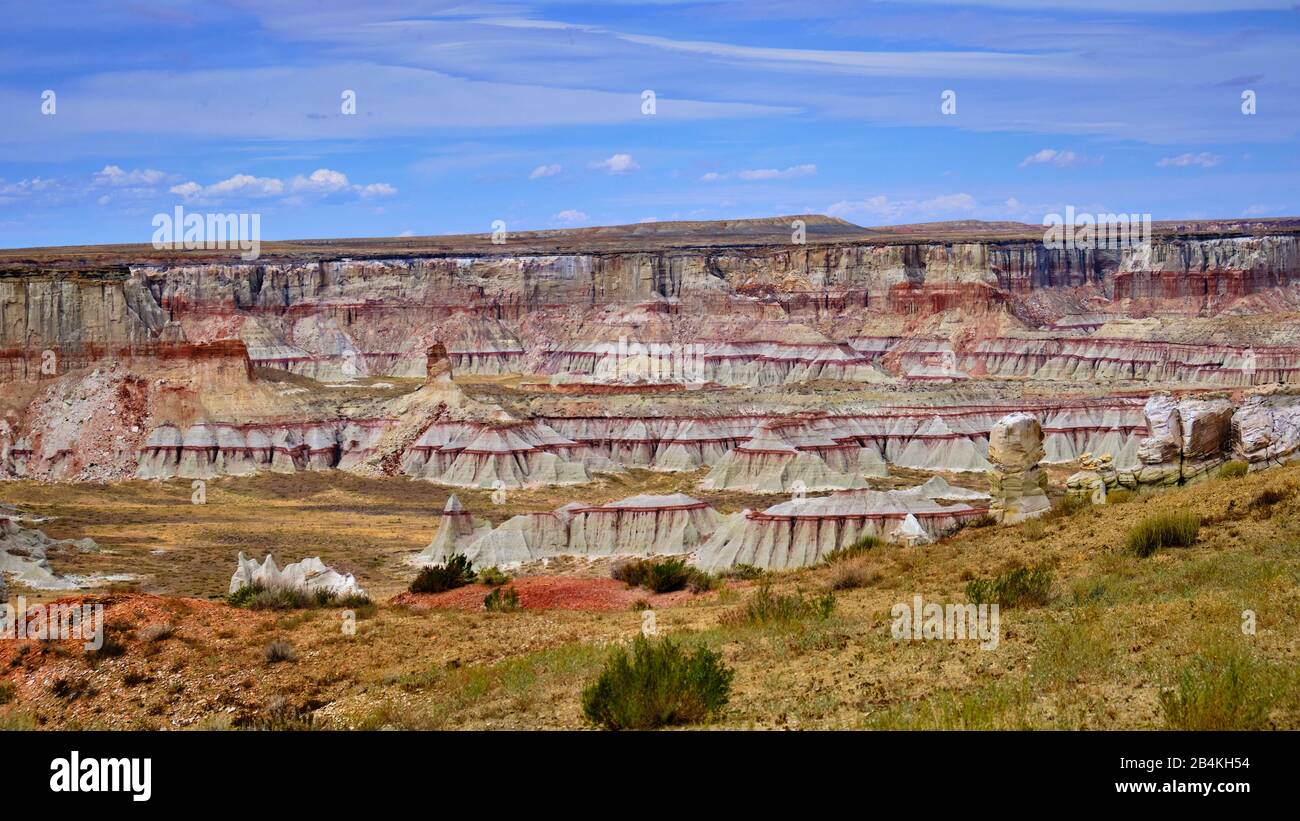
<box><xmin>5</xmin><ymin>214</ymin><xmax>1300</xmax><ymax>574</ymax></box>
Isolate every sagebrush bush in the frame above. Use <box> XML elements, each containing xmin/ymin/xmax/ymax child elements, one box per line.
<box><xmin>227</xmin><ymin>583</ymin><xmax>370</xmax><ymax>610</ymax></box>
<box><xmin>1249</xmin><ymin>486</ymin><xmax>1291</xmax><ymax>510</ymax></box>
<box><xmin>828</xmin><ymin>560</ymin><xmax>879</xmax><ymax>591</ymax></box>
<box><xmin>965</xmin><ymin>564</ymin><xmax>1053</xmax><ymax>608</ymax></box>
<box><xmin>581</xmin><ymin>635</ymin><xmax>733</xmax><ymax>730</ymax></box>
<box><xmin>1218</xmin><ymin>460</ymin><xmax>1249</xmax><ymax>479</ymax></box>
<box><xmin>1021</xmin><ymin>518</ymin><xmax>1047</xmax><ymax>542</ymax></box>
<box><xmin>730</xmin><ymin>583</ymin><xmax>835</xmax><ymax>626</ymax></box>
<box><xmin>0</xmin><ymin>681</ymin><xmax>15</xmax><ymax>705</ymax></box>
<box><xmin>612</xmin><ymin>557</ymin><xmax>712</xmax><ymax>594</ymax></box>
<box><xmin>1126</xmin><ymin>511</ymin><xmax>1200</xmax><ymax>557</ymax></box>
<box><xmin>263</xmin><ymin>640</ymin><xmax>296</xmax><ymax>664</ymax></box>
<box><xmin>1105</xmin><ymin>487</ymin><xmax>1134</xmax><ymax>505</ymax></box>
<box><xmin>410</xmin><ymin>554</ymin><xmax>476</xmax><ymax>594</ymax></box>
<box><xmin>477</xmin><ymin>566</ymin><xmax>511</xmax><ymax>587</ymax></box>
<box><xmin>1160</xmin><ymin>648</ymin><xmax>1273</xmax><ymax>730</ymax></box>
<box><xmin>483</xmin><ymin>585</ymin><xmax>521</xmax><ymax>612</ymax></box>
<box><xmin>824</xmin><ymin>533</ymin><xmax>882</xmax><ymax>563</ymax></box>
<box><xmin>721</xmin><ymin>564</ymin><xmax>766</xmax><ymax>581</ymax></box>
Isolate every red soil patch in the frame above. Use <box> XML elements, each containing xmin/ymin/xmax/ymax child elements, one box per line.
<box><xmin>391</xmin><ymin>576</ymin><xmax>709</xmax><ymax>611</ymax></box>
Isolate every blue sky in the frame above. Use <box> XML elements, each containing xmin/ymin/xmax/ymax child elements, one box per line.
<box><xmin>1</xmin><ymin>0</ymin><xmax>1298</xmax><ymax>248</ymax></box>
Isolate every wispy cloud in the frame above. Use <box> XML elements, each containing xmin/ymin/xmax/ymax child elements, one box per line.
<box><xmin>529</xmin><ymin>163</ymin><xmax>562</xmax><ymax>180</ymax></box>
<box><xmin>553</xmin><ymin>209</ymin><xmax>589</xmax><ymax>223</ymax></box>
<box><xmin>1157</xmin><ymin>152</ymin><xmax>1224</xmax><ymax>168</ymax></box>
<box><xmin>702</xmin><ymin>164</ymin><xmax>817</xmax><ymax>182</ymax></box>
<box><xmin>1019</xmin><ymin>149</ymin><xmax>1095</xmax><ymax>169</ymax></box>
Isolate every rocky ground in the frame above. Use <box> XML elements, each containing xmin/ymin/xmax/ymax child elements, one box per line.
<box><xmin>2</xmin><ymin>461</ymin><xmax>1297</xmax><ymax>730</ymax></box>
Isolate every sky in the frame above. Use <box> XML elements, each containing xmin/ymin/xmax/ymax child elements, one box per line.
<box><xmin>1</xmin><ymin>0</ymin><xmax>1298</xmax><ymax>248</ymax></box>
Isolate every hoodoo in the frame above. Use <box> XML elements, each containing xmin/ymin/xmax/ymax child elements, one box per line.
<box><xmin>987</xmin><ymin>413</ymin><xmax>1051</xmax><ymax>523</ymax></box>
<box><xmin>229</xmin><ymin>552</ymin><xmax>367</xmax><ymax>599</ymax></box>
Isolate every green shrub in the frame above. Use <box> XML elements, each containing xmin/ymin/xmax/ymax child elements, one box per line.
<box><xmin>612</xmin><ymin>557</ymin><xmax>708</xmax><ymax>594</ymax></box>
<box><xmin>1218</xmin><ymin>460</ymin><xmax>1249</xmax><ymax>479</ymax></box>
<box><xmin>730</xmin><ymin>583</ymin><xmax>835</xmax><ymax>627</ymax></box>
<box><xmin>483</xmin><ymin>586</ymin><xmax>521</xmax><ymax>612</ymax></box>
<box><xmin>1126</xmin><ymin>511</ymin><xmax>1200</xmax><ymax>557</ymax></box>
<box><xmin>581</xmin><ymin>635</ymin><xmax>733</xmax><ymax>730</ymax></box>
<box><xmin>477</xmin><ymin>566</ymin><xmax>511</xmax><ymax>587</ymax></box>
<box><xmin>965</xmin><ymin>564</ymin><xmax>1053</xmax><ymax>608</ymax></box>
<box><xmin>410</xmin><ymin>554</ymin><xmax>476</xmax><ymax>594</ymax></box>
<box><xmin>643</xmin><ymin>558</ymin><xmax>691</xmax><ymax>593</ymax></box>
<box><xmin>824</xmin><ymin>533</ymin><xmax>882</xmax><ymax>563</ymax></box>
<box><xmin>227</xmin><ymin>583</ymin><xmax>370</xmax><ymax>610</ymax></box>
<box><xmin>686</xmin><ymin>568</ymin><xmax>721</xmax><ymax>594</ymax></box>
<box><xmin>721</xmin><ymin>564</ymin><xmax>766</xmax><ymax>581</ymax></box>
<box><xmin>1160</xmin><ymin>648</ymin><xmax>1272</xmax><ymax>730</ymax></box>
<box><xmin>0</xmin><ymin>681</ymin><xmax>15</xmax><ymax>705</ymax></box>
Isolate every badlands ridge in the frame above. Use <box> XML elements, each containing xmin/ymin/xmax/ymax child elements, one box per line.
<box><xmin>4</xmin><ymin>215</ymin><xmax>1300</xmax><ymax>578</ymax></box>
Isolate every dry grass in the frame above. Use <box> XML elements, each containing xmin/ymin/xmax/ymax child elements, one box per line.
<box><xmin>1</xmin><ymin>462</ymin><xmax>1298</xmax><ymax>729</ymax></box>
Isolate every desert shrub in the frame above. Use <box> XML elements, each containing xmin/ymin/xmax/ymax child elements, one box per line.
<box><xmin>829</xmin><ymin>560</ymin><xmax>880</xmax><ymax>591</ymax></box>
<box><xmin>477</xmin><ymin>566</ymin><xmax>511</xmax><ymax>587</ymax></box>
<box><xmin>0</xmin><ymin>681</ymin><xmax>14</xmax><ymax>705</ymax></box>
<box><xmin>483</xmin><ymin>586</ymin><xmax>521</xmax><ymax>612</ymax></box>
<box><xmin>1219</xmin><ymin>460</ymin><xmax>1249</xmax><ymax>479</ymax></box>
<box><xmin>409</xmin><ymin>554</ymin><xmax>476</xmax><ymax>594</ymax></box>
<box><xmin>136</xmin><ymin>623</ymin><xmax>175</xmax><ymax>643</ymax></box>
<box><xmin>86</xmin><ymin>631</ymin><xmax>127</xmax><ymax>660</ymax></box>
<box><xmin>687</xmin><ymin>568</ymin><xmax>721</xmax><ymax>594</ymax></box>
<box><xmin>121</xmin><ymin>668</ymin><xmax>151</xmax><ymax>687</ymax></box>
<box><xmin>730</xmin><ymin>583</ymin><xmax>835</xmax><ymax>627</ymax></box>
<box><xmin>962</xmin><ymin>513</ymin><xmax>998</xmax><ymax>529</ymax></box>
<box><xmin>581</xmin><ymin>635</ymin><xmax>733</xmax><ymax>730</ymax></box>
<box><xmin>49</xmin><ymin>676</ymin><xmax>97</xmax><ymax>700</ymax></box>
<box><xmin>643</xmin><ymin>558</ymin><xmax>692</xmax><ymax>593</ymax></box>
<box><xmin>721</xmin><ymin>564</ymin><xmax>766</xmax><ymax>581</ymax></box>
<box><xmin>1126</xmin><ymin>511</ymin><xmax>1200</xmax><ymax>557</ymax></box>
<box><xmin>611</xmin><ymin>559</ymin><xmax>649</xmax><ymax>587</ymax></box>
<box><xmin>1021</xmin><ymin>518</ymin><xmax>1047</xmax><ymax>542</ymax></box>
<box><xmin>612</xmin><ymin>557</ymin><xmax>703</xmax><ymax>594</ymax></box>
<box><xmin>263</xmin><ymin>640</ymin><xmax>296</xmax><ymax>664</ymax></box>
<box><xmin>630</xmin><ymin>599</ymin><xmax>651</xmax><ymax>612</ymax></box>
<box><xmin>1105</xmin><ymin>487</ymin><xmax>1134</xmax><ymax>505</ymax></box>
<box><xmin>228</xmin><ymin>583</ymin><xmax>370</xmax><ymax>610</ymax></box>
<box><xmin>824</xmin><ymin>533</ymin><xmax>882</xmax><ymax>563</ymax></box>
<box><xmin>1160</xmin><ymin>648</ymin><xmax>1272</xmax><ymax>730</ymax></box>
<box><xmin>965</xmin><ymin>564</ymin><xmax>1053</xmax><ymax>608</ymax></box>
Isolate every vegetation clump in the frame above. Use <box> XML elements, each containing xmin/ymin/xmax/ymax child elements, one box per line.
<box><xmin>1126</xmin><ymin>511</ymin><xmax>1200</xmax><ymax>557</ymax></box>
<box><xmin>483</xmin><ymin>586</ymin><xmax>521</xmax><ymax>612</ymax></box>
<box><xmin>965</xmin><ymin>564</ymin><xmax>1054</xmax><ymax>608</ymax></box>
<box><xmin>409</xmin><ymin>554</ymin><xmax>476</xmax><ymax>594</ymax></box>
<box><xmin>581</xmin><ymin>635</ymin><xmax>733</xmax><ymax>730</ymax></box>
<box><xmin>730</xmin><ymin>583</ymin><xmax>835</xmax><ymax>627</ymax></box>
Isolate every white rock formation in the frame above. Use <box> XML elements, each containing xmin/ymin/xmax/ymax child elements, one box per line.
<box><xmin>1</xmin><ymin>510</ymin><xmax>97</xmax><ymax>591</ymax></box>
<box><xmin>987</xmin><ymin>413</ymin><xmax>1050</xmax><ymax>523</ymax></box>
<box><xmin>418</xmin><ymin>493</ymin><xmax>723</xmax><ymax>568</ymax></box>
<box><xmin>700</xmin><ymin>424</ymin><xmax>882</xmax><ymax>493</ymax></box>
<box><xmin>694</xmin><ymin>486</ymin><xmax>988</xmax><ymax>571</ymax></box>
<box><xmin>228</xmin><ymin>552</ymin><xmax>367</xmax><ymax>599</ymax></box>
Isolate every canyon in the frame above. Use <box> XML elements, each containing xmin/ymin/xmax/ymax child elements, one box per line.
<box><xmin>4</xmin><ymin>215</ymin><xmax>1300</xmax><ymax>574</ymax></box>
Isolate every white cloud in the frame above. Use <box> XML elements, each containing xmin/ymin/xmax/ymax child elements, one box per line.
<box><xmin>825</xmin><ymin>193</ymin><xmax>978</xmax><ymax>223</ymax></box>
<box><xmin>529</xmin><ymin>163</ymin><xmax>562</xmax><ymax>179</ymax></box>
<box><xmin>1019</xmin><ymin>149</ymin><xmax>1089</xmax><ymax>168</ymax></box>
<box><xmin>170</xmin><ymin>168</ymin><xmax>396</xmax><ymax>203</ymax></box>
<box><xmin>553</xmin><ymin>209</ymin><xmax>589</xmax><ymax>223</ymax></box>
<box><xmin>93</xmin><ymin>165</ymin><xmax>169</xmax><ymax>186</ymax></box>
<box><xmin>702</xmin><ymin>163</ymin><xmax>818</xmax><ymax>182</ymax></box>
<box><xmin>590</xmin><ymin>153</ymin><xmax>639</xmax><ymax>174</ymax></box>
<box><xmin>1157</xmin><ymin>152</ymin><xmax>1223</xmax><ymax>168</ymax></box>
